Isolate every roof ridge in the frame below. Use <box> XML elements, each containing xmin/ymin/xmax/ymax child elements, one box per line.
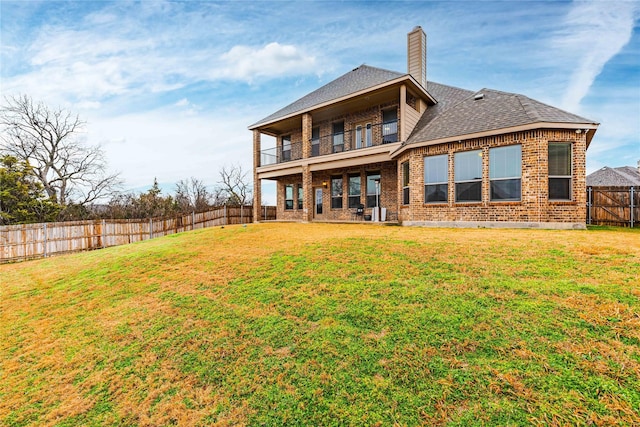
<box><xmin>611</xmin><ymin>167</ymin><xmax>640</xmax><ymax>184</ymax></box>
<box><xmin>515</xmin><ymin>94</ymin><xmax>543</xmax><ymax>122</ymax></box>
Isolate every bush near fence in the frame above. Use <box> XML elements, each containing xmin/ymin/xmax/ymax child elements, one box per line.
<box><xmin>0</xmin><ymin>205</ymin><xmax>276</xmax><ymax>262</ymax></box>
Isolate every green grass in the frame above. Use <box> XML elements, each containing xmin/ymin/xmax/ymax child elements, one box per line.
<box><xmin>1</xmin><ymin>223</ymin><xmax>639</xmax><ymax>426</ymax></box>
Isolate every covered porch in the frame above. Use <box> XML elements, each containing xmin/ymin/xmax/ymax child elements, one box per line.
<box><xmin>259</xmin><ymin>160</ymin><xmax>399</xmax><ymax>223</ymax></box>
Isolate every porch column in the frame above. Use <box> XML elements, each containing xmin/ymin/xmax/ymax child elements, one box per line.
<box><xmin>302</xmin><ymin>165</ymin><xmax>313</xmax><ymax>222</ymax></box>
<box><xmin>399</xmin><ymin>85</ymin><xmax>407</xmax><ymax>141</ymax></box>
<box><xmin>253</xmin><ymin>130</ymin><xmax>262</xmax><ymax>222</ymax></box>
<box><xmin>302</xmin><ymin>113</ymin><xmax>312</xmax><ymax>159</ymax></box>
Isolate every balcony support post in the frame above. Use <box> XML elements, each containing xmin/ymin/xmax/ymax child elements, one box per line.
<box><xmin>302</xmin><ymin>165</ymin><xmax>313</xmax><ymax>222</ymax></box>
<box><xmin>302</xmin><ymin>113</ymin><xmax>312</xmax><ymax>159</ymax></box>
<box><xmin>253</xmin><ymin>130</ymin><xmax>262</xmax><ymax>222</ymax></box>
<box><xmin>399</xmin><ymin>85</ymin><xmax>407</xmax><ymax>142</ymax></box>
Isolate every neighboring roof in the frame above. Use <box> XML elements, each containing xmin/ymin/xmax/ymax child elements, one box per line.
<box><xmin>250</xmin><ymin>65</ymin><xmax>408</xmax><ymax>128</ymax></box>
<box><xmin>587</xmin><ymin>166</ymin><xmax>640</xmax><ymax>186</ymax></box>
<box><xmin>407</xmin><ymin>88</ymin><xmax>598</xmax><ymax>145</ymax></box>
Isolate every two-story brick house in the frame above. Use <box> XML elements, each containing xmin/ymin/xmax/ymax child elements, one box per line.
<box><xmin>250</xmin><ymin>27</ymin><xmax>599</xmax><ymax>228</ymax></box>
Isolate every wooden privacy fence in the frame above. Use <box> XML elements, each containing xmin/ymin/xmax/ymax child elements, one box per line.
<box><xmin>1</xmin><ymin>205</ymin><xmax>277</xmax><ymax>262</ymax></box>
<box><xmin>587</xmin><ymin>186</ymin><xmax>638</xmax><ymax>227</ymax></box>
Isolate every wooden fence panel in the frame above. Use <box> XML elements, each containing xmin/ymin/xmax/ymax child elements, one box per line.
<box><xmin>1</xmin><ymin>205</ymin><xmax>276</xmax><ymax>262</ymax></box>
<box><xmin>587</xmin><ymin>186</ymin><xmax>638</xmax><ymax>227</ymax></box>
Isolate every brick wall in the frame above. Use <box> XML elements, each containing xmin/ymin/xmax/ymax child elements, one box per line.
<box><xmin>397</xmin><ymin>129</ymin><xmax>587</xmax><ymax>224</ymax></box>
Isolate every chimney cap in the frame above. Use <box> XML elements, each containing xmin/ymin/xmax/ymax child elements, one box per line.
<box><xmin>412</xmin><ymin>25</ymin><xmax>422</xmax><ymax>31</ymax></box>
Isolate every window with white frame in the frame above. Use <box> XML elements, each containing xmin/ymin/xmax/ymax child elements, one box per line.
<box><xmin>548</xmin><ymin>142</ymin><xmax>572</xmax><ymax>200</ymax></box>
<box><xmin>331</xmin><ymin>176</ymin><xmax>343</xmax><ymax>209</ymax></box>
<box><xmin>424</xmin><ymin>154</ymin><xmax>448</xmax><ymax>203</ymax></box>
<box><xmin>455</xmin><ymin>150</ymin><xmax>482</xmax><ymax>202</ymax></box>
<box><xmin>490</xmin><ymin>145</ymin><xmax>521</xmax><ymax>201</ymax></box>
<box><xmin>401</xmin><ymin>161</ymin><xmax>410</xmax><ymax>205</ymax></box>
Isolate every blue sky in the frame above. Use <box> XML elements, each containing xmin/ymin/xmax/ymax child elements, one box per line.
<box><xmin>2</xmin><ymin>0</ymin><xmax>639</xmax><ymax>204</ymax></box>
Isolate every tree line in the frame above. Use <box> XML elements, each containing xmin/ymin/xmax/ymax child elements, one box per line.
<box><xmin>0</xmin><ymin>95</ymin><xmax>251</xmax><ymax>225</ymax></box>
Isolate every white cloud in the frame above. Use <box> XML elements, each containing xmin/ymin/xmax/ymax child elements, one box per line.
<box><xmin>86</xmin><ymin>107</ymin><xmax>254</xmax><ymax>191</ymax></box>
<box><xmin>556</xmin><ymin>1</ymin><xmax>638</xmax><ymax>111</ymax></box>
<box><xmin>215</xmin><ymin>42</ymin><xmax>318</xmax><ymax>82</ymax></box>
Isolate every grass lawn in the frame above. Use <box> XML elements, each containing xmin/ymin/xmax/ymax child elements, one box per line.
<box><xmin>1</xmin><ymin>223</ymin><xmax>639</xmax><ymax>426</ymax></box>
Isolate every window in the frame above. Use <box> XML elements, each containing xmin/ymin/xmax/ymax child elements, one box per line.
<box><xmin>366</xmin><ymin>172</ymin><xmax>381</xmax><ymax>208</ymax></box>
<box><xmin>355</xmin><ymin>125</ymin><xmax>362</xmax><ymax>149</ymax></box>
<box><xmin>490</xmin><ymin>145</ymin><xmax>521</xmax><ymax>201</ymax></box>
<box><xmin>401</xmin><ymin>161</ymin><xmax>410</xmax><ymax>205</ymax></box>
<box><xmin>455</xmin><ymin>150</ymin><xmax>482</xmax><ymax>202</ymax></box>
<box><xmin>331</xmin><ymin>176</ymin><xmax>343</xmax><ymax>209</ymax></box>
<box><xmin>311</xmin><ymin>127</ymin><xmax>320</xmax><ymax>157</ymax></box>
<box><xmin>549</xmin><ymin>143</ymin><xmax>572</xmax><ymax>200</ymax></box>
<box><xmin>424</xmin><ymin>154</ymin><xmax>448</xmax><ymax>203</ymax></box>
<box><xmin>332</xmin><ymin>122</ymin><xmax>344</xmax><ymax>153</ymax></box>
<box><xmin>382</xmin><ymin>109</ymin><xmax>398</xmax><ymax>143</ymax></box>
<box><xmin>285</xmin><ymin>184</ymin><xmax>294</xmax><ymax>210</ymax></box>
<box><xmin>281</xmin><ymin>135</ymin><xmax>291</xmax><ymax>162</ymax></box>
<box><xmin>297</xmin><ymin>185</ymin><xmax>303</xmax><ymax>209</ymax></box>
<box><xmin>348</xmin><ymin>174</ymin><xmax>361</xmax><ymax>208</ymax></box>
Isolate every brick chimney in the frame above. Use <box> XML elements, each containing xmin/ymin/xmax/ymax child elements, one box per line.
<box><xmin>407</xmin><ymin>26</ymin><xmax>427</xmax><ymax>89</ymax></box>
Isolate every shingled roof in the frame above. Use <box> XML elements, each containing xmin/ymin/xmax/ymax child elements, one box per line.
<box><xmin>407</xmin><ymin>88</ymin><xmax>597</xmax><ymax>145</ymax></box>
<box><xmin>250</xmin><ymin>65</ymin><xmax>407</xmax><ymax>128</ymax></box>
<box><xmin>587</xmin><ymin>166</ymin><xmax>640</xmax><ymax>186</ymax></box>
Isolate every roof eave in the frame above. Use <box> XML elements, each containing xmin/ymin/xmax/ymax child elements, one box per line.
<box><xmin>391</xmin><ymin>121</ymin><xmax>599</xmax><ymax>158</ymax></box>
<box><xmin>248</xmin><ymin>74</ymin><xmax>437</xmax><ymax>131</ymax></box>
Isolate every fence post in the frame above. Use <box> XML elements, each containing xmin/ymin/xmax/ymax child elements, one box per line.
<box><xmin>241</xmin><ymin>205</ymin><xmax>243</xmax><ymax>223</ymax></box>
<box><xmin>224</xmin><ymin>204</ymin><xmax>227</xmax><ymax>225</ymax></box>
<box><xmin>102</xmin><ymin>219</ymin><xmax>106</xmax><ymax>248</ymax></box>
<box><xmin>43</xmin><ymin>223</ymin><xmax>48</xmax><ymax>258</ymax></box>
<box><xmin>631</xmin><ymin>186</ymin><xmax>635</xmax><ymax>228</ymax></box>
<box><xmin>264</xmin><ymin>205</ymin><xmax>267</xmax><ymax>221</ymax></box>
<box><xmin>587</xmin><ymin>186</ymin><xmax>592</xmax><ymax>225</ymax></box>
<box><xmin>192</xmin><ymin>211</ymin><xmax>195</xmax><ymax>230</ymax></box>
<box><xmin>149</xmin><ymin>219</ymin><xmax>153</xmax><ymax>240</ymax></box>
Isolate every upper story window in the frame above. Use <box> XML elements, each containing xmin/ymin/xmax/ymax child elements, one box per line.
<box><xmin>281</xmin><ymin>135</ymin><xmax>291</xmax><ymax>162</ymax></box>
<box><xmin>424</xmin><ymin>154</ymin><xmax>448</xmax><ymax>203</ymax></box>
<box><xmin>348</xmin><ymin>174</ymin><xmax>361</xmax><ymax>208</ymax></box>
<box><xmin>401</xmin><ymin>161</ymin><xmax>410</xmax><ymax>205</ymax></box>
<box><xmin>382</xmin><ymin>109</ymin><xmax>398</xmax><ymax>143</ymax></box>
<box><xmin>549</xmin><ymin>142</ymin><xmax>572</xmax><ymax>200</ymax></box>
<box><xmin>331</xmin><ymin>176</ymin><xmax>343</xmax><ymax>209</ymax></box>
<box><xmin>311</xmin><ymin>127</ymin><xmax>320</xmax><ymax>157</ymax></box>
<box><xmin>332</xmin><ymin>122</ymin><xmax>344</xmax><ymax>153</ymax></box>
<box><xmin>285</xmin><ymin>184</ymin><xmax>294</xmax><ymax>210</ymax></box>
<box><xmin>490</xmin><ymin>145</ymin><xmax>521</xmax><ymax>201</ymax></box>
<box><xmin>455</xmin><ymin>150</ymin><xmax>482</xmax><ymax>203</ymax></box>
<box><xmin>366</xmin><ymin>172</ymin><xmax>381</xmax><ymax>208</ymax></box>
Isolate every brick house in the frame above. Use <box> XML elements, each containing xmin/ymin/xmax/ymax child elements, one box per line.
<box><xmin>250</xmin><ymin>26</ymin><xmax>599</xmax><ymax>228</ymax></box>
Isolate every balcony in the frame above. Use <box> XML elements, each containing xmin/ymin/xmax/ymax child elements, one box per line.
<box><xmin>260</xmin><ymin>121</ymin><xmax>398</xmax><ymax>166</ymax></box>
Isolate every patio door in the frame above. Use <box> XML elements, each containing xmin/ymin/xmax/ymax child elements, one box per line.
<box><xmin>315</xmin><ymin>188</ymin><xmax>323</xmax><ymax>216</ymax></box>
<box><xmin>354</xmin><ymin>122</ymin><xmax>372</xmax><ymax>149</ymax></box>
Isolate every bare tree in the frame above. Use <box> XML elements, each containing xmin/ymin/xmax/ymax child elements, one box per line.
<box><xmin>217</xmin><ymin>164</ymin><xmax>252</xmax><ymax>206</ymax></box>
<box><xmin>175</xmin><ymin>177</ymin><xmax>211</xmax><ymax>212</ymax></box>
<box><xmin>0</xmin><ymin>94</ymin><xmax>121</xmax><ymax>206</ymax></box>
